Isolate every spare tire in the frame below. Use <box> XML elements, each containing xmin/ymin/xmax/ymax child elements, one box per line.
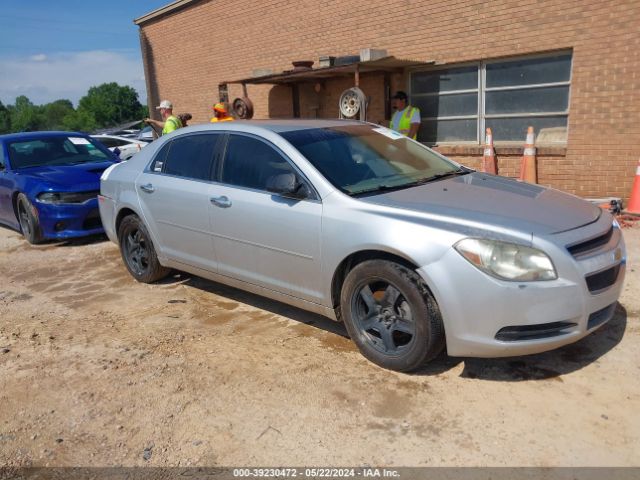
<box><xmin>232</xmin><ymin>97</ymin><xmax>254</xmax><ymax>119</ymax></box>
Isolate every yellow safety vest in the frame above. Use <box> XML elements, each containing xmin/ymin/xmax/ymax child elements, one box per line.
<box><xmin>390</xmin><ymin>106</ymin><xmax>419</xmax><ymax>140</ymax></box>
<box><xmin>162</xmin><ymin>115</ymin><xmax>182</xmax><ymax>135</ymax></box>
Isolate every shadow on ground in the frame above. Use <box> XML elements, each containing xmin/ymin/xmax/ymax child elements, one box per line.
<box><xmin>177</xmin><ymin>272</ymin><xmax>628</xmax><ymax>381</ymax></box>
<box><xmin>185</xmin><ymin>275</ymin><xmax>349</xmax><ymax>338</ymax></box>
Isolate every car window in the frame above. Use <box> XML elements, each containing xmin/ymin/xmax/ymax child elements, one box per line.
<box><xmin>7</xmin><ymin>136</ymin><xmax>112</xmax><ymax>168</ymax></box>
<box><xmin>282</xmin><ymin>125</ymin><xmax>464</xmax><ymax>196</ymax></box>
<box><xmin>221</xmin><ymin>134</ymin><xmax>297</xmax><ymax>191</ymax></box>
<box><xmin>95</xmin><ymin>137</ymin><xmax>116</xmax><ymax>148</ymax></box>
<box><xmin>161</xmin><ymin>133</ymin><xmax>220</xmax><ymax>181</ymax></box>
<box><xmin>0</xmin><ymin>144</ymin><xmax>5</xmax><ymax>169</ymax></box>
<box><xmin>150</xmin><ymin>142</ymin><xmax>171</xmax><ymax>173</ymax></box>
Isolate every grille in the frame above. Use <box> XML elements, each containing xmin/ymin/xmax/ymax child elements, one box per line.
<box><xmin>82</xmin><ymin>208</ymin><xmax>102</xmax><ymax>230</ymax></box>
<box><xmin>585</xmin><ymin>264</ymin><xmax>620</xmax><ymax>293</ymax></box>
<box><xmin>587</xmin><ymin>303</ymin><xmax>616</xmax><ymax>330</ymax></box>
<box><xmin>567</xmin><ymin>227</ymin><xmax>614</xmax><ymax>258</ymax></box>
<box><xmin>495</xmin><ymin>321</ymin><xmax>577</xmax><ymax>342</ymax></box>
<box><xmin>64</xmin><ymin>190</ymin><xmax>100</xmax><ymax>204</ymax></box>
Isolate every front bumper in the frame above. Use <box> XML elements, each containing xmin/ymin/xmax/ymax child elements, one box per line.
<box><xmin>34</xmin><ymin>198</ymin><xmax>104</xmax><ymax>240</ymax></box>
<box><xmin>419</xmin><ymin>218</ymin><xmax>626</xmax><ymax>358</ymax></box>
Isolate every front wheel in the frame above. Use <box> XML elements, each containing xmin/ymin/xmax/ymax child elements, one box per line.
<box><xmin>340</xmin><ymin>260</ymin><xmax>445</xmax><ymax>372</ymax></box>
<box><xmin>17</xmin><ymin>193</ymin><xmax>42</xmax><ymax>244</ymax></box>
<box><xmin>118</xmin><ymin>214</ymin><xmax>170</xmax><ymax>283</ymax></box>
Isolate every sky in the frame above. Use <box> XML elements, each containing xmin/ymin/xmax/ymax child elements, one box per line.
<box><xmin>0</xmin><ymin>0</ymin><xmax>168</xmax><ymax>107</ymax></box>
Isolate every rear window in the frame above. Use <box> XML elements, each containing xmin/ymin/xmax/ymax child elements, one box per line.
<box><xmin>7</xmin><ymin>136</ymin><xmax>113</xmax><ymax>169</ymax></box>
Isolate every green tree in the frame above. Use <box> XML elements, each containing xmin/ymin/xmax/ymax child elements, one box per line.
<box><xmin>62</xmin><ymin>109</ymin><xmax>97</xmax><ymax>133</ymax></box>
<box><xmin>0</xmin><ymin>101</ymin><xmax>11</xmax><ymax>134</ymax></box>
<box><xmin>43</xmin><ymin>99</ymin><xmax>75</xmax><ymax>130</ymax></box>
<box><xmin>10</xmin><ymin>96</ymin><xmax>46</xmax><ymax>132</ymax></box>
<box><xmin>77</xmin><ymin>82</ymin><xmax>144</xmax><ymax>128</ymax></box>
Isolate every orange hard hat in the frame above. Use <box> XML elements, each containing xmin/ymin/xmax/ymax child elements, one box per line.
<box><xmin>213</xmin><ymin>103</ymin><xmax>227</xmax><ymax>113</ymax></box>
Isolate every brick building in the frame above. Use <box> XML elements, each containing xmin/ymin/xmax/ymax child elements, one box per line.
<box><xmin>135</xmin><ymin>0</ymin><xmax>639</xmax><ymax>200</ymax></box>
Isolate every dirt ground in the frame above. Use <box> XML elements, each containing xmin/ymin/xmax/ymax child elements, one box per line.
<box><xmin>0</xmin><ymin>223</ymin><xmax>639</xmax><ymax>468</ymax></box>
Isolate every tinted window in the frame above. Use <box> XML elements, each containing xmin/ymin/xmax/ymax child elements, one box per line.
<box><xmin>150</xmin><ymin>142</ymin><xmax>171</xmax><ymax>173</ymax></box>
<box><xmin>221</xmin><ymin>135</ymin><xmax>296</xmax><ymax>191</ymax></box>
<box><xmin>162</xmin><ymin>134</ymin><xmax>220</xmax><ymax>181</ymax></box>
<box><xmin>7</xmin><ymin>136</ymin><xmax>112</xmax><ymax>168</ymax></box>
<box><xmin>95</xmin><ymin>137</ymin><xmax>118</xmax><ymax>148</ymax></box>
<box><xmin>0</xmin><ymin>144</ymin><xmax>5</xmax><ymax>169</ymax></box>
<box><xmin>486</xmin><ymin>54</ymin><xmax>572</xmax><ymax>88</ymax></box>
<box><xmin>283</xmin><ymin>125</ymin><xmax>462</xmax><ymax>196</ymax></box>
<box><xmin>410</xmin><ymin>52</ymin><xmax>572</xmax><ymax>144</ymax></box>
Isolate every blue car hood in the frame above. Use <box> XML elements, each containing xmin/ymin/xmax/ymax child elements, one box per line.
<box><xmin>359</xmin><ymin>172</ymin><xmax>601</xmax><ymax>235</ymax></box>
<box><xmin>19</xmin><ymin>161</ymin><xmax>115</xmax><ymax>191</ymax></box>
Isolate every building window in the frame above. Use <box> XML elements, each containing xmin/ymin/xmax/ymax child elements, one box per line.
<box><xmin>411</xmin><ymin>52</ymin><xmax>572</xmax><ymax>144</ymax></box>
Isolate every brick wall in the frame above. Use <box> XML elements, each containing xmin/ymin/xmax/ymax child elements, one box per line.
<box><xmin>138</xmin><ymin>0</ymin><xmax>640</xmax><ymax>200</ymax></box>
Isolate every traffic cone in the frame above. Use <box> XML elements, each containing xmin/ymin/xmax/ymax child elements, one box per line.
<box><xmin>482</xmin><ymin>128</ymin><xmax>497</xmax><ymax>174</ymax></box>
<box><xmin>518</xmin><ymin>126</ymin><xmax>537</xmax><ymax>183</ymax></box>
<box><xmin>626</xmin><ymin>158</ymin><xmax>640</xmax><ymax>214</ymax></box>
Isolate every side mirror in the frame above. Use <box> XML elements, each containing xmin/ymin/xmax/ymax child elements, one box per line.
<box><xmin>266</xmin><ymin>172</ymin><xmax>310</xmax><ymax>199</ymax></box>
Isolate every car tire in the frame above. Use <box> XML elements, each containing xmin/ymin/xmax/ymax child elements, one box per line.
<box><xmin>118</xmin><ymin>214</ymin><xmax>170</xmax><ymax>283</ymax></box>
<box><xmin>16</xmin><ymin>193</ymin><xmax>42</xmax><ymax>244</ymax></box>
<box><xmin>340</xmin><ymin>260</ymin><xmax>445</xmax><ymax>372</ymax></box>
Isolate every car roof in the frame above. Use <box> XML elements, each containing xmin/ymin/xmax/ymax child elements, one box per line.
<box><xmin>0</xmin><ymin>131</ymin><xmax>88</xmax><ymax>142</ymax></box>
<box><xmin>231</xmin><ymin>119</ymin><xmax>364</xmax><ymax>133</ymax></box>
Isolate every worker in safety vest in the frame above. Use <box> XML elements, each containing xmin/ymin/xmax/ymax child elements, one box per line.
<box><xmin>210</xmin><ymin>103</ymin><xmax>234</xmax><ymax>123</ymax></box>
<box><xmin>389</xmin><ymin>91</ymin><xmax>420</xmax><ymax>140</ymax></box>
<box><xmin>144</xmin><ymin>100</ymin><xmax>182</xmax><ymax>136</ymax></box>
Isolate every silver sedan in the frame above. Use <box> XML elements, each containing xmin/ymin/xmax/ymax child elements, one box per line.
<box><xmin>98</xmin><ymin>120</ymin><xmax>626</xmax><ymax>372</ymax></box>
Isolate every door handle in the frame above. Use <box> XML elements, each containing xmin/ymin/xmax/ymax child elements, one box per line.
<box><xmin>139</xmin><ymin>183</ymin><xmax>155</xmax><ymax>193</ymax></box>
<box><xmin>210</xmin><ymin>195</ymin><xmax>232</xmax><ymax>208</ymax></box>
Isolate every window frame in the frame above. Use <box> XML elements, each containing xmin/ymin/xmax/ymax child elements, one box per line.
<box><xmin>216</xmin><ymin>132</ymin><xmax>320</xmax><ymax>201</ymax></box>
<box><xmin>408</xmin><ymin>50</ymin><xmax>573</xmax><ymax>145</ymax></box>
<box><xmin>146</xmin><ymin>131</ymin><xmax>223</xmax><ymax>183</ymax></box>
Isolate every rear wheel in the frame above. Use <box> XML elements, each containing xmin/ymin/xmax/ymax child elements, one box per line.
<box><xmin>118</xmin><ymin>214</ymin><xmax>170</xmax><ymax>283</ymax></box>
<box><xmin>16</xmin><ymin>193</ymin><xmax>42</xmax><ymax>244</ymax></box>
<box><xmin>340</xmin><ymin>260</ymin><xmax>445</xmax><ymax>372</ymax></box>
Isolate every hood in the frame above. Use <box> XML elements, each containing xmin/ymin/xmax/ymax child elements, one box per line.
<box><xmin>358</xmin><ymin>173</ymin><xmax>601</xmax><ymax>235</ymax></box>
<box><xmin>20</xmin><ymin>161</ymin><xmax>115</xmax><ymax>191</ymax></box>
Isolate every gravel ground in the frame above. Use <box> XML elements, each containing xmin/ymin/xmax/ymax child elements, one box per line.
<box><xmin>0</xmin><ymin>224</ymin><xmax>639</xmax><ymax>468</ymax></box>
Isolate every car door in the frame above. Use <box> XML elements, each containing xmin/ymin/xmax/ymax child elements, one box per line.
<box><xmin>136</xmin><ymin>132</ymin><xmax>222</xmax><ymax>272</ymax></box>
<box><xmin>210</xmin><ymin>133</ymin><xmax>324</xmax><ymax>303</ymax></box>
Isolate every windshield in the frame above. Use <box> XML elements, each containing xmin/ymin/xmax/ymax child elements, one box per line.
<box><xmin>7</xmin><ymin>135</ymin><xmax>113</xmax><ymax>169</ymax></box>
<box><xmin>281</xmin><ymin>125</ymin><xmax>469</xmax><ymax>196</ymax></box>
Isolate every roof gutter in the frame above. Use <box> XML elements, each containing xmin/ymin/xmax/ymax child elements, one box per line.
<box><xmin>133</xmin><ymin>0</ymin><xmax>202</xmax><ymax>26</ymax></box>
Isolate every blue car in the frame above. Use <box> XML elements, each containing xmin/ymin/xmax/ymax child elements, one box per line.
<box><xmin>0</xmin><ymin>131</ymin><xmax>119</xmax><ymax>244</ymax></box>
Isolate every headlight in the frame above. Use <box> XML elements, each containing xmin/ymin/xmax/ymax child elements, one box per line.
<box><xmin>454</xmin><ymin>238</ymin><xmax>557</xmax><ymax>281</ymax></box>
<box><xmin>36</xmin><ymin>191</ymin><xmax>97</xmax><ymax>204</ymax></box>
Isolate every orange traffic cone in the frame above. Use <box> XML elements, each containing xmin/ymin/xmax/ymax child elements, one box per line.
<box><xmin>519</xmin><ymin>126</ymin><xmax>537</xmax><ymax>183</ymax></box>
<box><xmin>482</xmin><ymin>128</ymin><xmax>497</xmax><ymax>174</ymax></box>
<box><xmin>626</xmin><ymin>158</ymin><xmax>640</xmax><ymax>214</ymax></box>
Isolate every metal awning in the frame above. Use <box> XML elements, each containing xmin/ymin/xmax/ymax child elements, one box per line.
<box><xmin>221</xmin><ymin>56</ymin><xmax>434</xmax><ymax>86</ymax></box>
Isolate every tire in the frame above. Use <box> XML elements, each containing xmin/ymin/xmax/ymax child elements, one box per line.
<box><xmin>340</xmin><ymin>260</ymin><xmax>445</xmax><ymax>372</ymax></box>
<box><xmin>16</xmin><ymin>193</ymin><xmax>42</xmax><ymax>244</ymax></box>
<box><xmin>118</xmin><ymin>214</ymin><xmax>170</xmax><ymax>283</ymax></box>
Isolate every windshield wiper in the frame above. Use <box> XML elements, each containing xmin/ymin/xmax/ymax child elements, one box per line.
<box><xmin>411</xmin><ymin>168</ymin><xmax>470</xmax><ymax>185</ymax></box>
<box><xmin>351</xmin><ymin>183</ymin><xmax>411</xmax><ymax>196</ymax></box>
<box><xmin>351</xmin><ymin>168</ymin><xmax>471</xmax><ymax>197</ymax></box>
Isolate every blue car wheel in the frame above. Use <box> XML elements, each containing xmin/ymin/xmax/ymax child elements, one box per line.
<box><xmin>17</xmin><ymin>193</ymin><xmax>42</xmax><ymax>244</ymax></box>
